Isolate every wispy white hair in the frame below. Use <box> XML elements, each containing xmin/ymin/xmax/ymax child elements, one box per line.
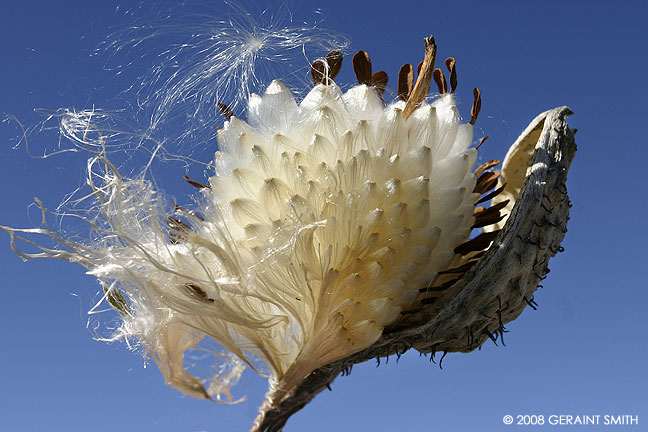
<box><xmin>101</xmin><ymin>0</ymin><xmax>349</xmax><ymax>149</ymax></box>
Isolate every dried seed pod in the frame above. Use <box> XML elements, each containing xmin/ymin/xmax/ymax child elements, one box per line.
<box><xmin>0</xmin><ymin>29</ymin><xmax>576</xmax><ymax>431</ymax></box>
<box><xmin>255</xmin><ymin>106</ymin><xmax>576</xmax><ymax>432</ymax></box>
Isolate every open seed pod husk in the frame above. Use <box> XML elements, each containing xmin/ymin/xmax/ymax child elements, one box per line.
<box><xmin>255</xmin><ymin>106</ymin><xmax>576</xmax><ymax>431</ymax></box>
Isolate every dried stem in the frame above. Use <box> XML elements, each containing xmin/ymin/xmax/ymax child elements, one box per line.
<box><xmin>403</xmin><ymin>36</ymin><xmax>436</xmax><ymax>119</ymax></box>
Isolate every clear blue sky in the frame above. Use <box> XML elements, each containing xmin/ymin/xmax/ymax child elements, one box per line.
<box><xmin>1</xmin><ymin>1</ymin><xmax>646</xmax><ymax>431</ymax></box>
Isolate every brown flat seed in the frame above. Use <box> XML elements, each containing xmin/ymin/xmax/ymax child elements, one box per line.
<box><xmin>469</xmin><ymin>250</ymin><xmax>487</xmax><ymax>260</ymax></box>
<box><xmin>477</xmin><ymin>177</ymin><xmax>499</xmax><ymax>195</ymax></box>
<box><xmin>371</xmin><ymin>71</ymin><xmax>389</xmax><ymax>96</ymax></box>
<box><xmin>174</xmin><ymin>204</ymin><xmax>205</xmax><ymax>221</ymax></box>
<box><xmin>484</xmin><ymin>199</ymin><xmax>510</xmax><ymax>214</ymax></box>
<box><xmin>353</xmin><ymin>51</ymin><xmax>373</xmax><ymax>85</ymax></box>
<box><xmin>326</xmin><ymin>50</ymin><xmax>343</xmax><ymax>80</ymax></box>
<box><xmin>401</xmin><ymin>309</ymin><xmax>420</xmax><ymax>315</ymax></box>
<box><xmin>445</xmin><ymin>57</ymin><xmax>457</xmax><ymax>93</ymax></box>
<box><xmin>311</xmin><ymin>59</ymin><xmax>327</xmax><ymax>85</ymax></box>
<box><xmin>420</xmin><ymin>296</ymin><xmax>439</xmax><ymax>305</ymax></box>
<box><xmin>454</xmin><ymin>230</ymin><xmax>501</xmax><ymax>255</ymax></box>
<box><xmin>419</xmin><ymin>278</ymin><xmax>461</xmax><ymax>293</ymax></box>
<box><xmin>476</xmin><ymin>183</ymin><xmax>507</xmax><ymax>205</ymax></box>
<box><xmin>474</xmin><ymin>170</ymin><xmax>500</xmax><ymax>194</ymax></box>
<box><xmin>474</xmin><ymin>159</ymin><xmax>501</xmax><ymax>177</ymax></box>
<box><xmin>472</xmin><ymin>202</ymin><xmax>509</xmax><ymax>227</ymax></box>
<box><xmin>398</xmin><ymin>64</ymin><xmax>414</xmax><ymax>101</ymax></box>
<box><xmin>433</xmin><ymin>68</ymin><xmax>447</xmax><ymax>94</ymax></box>
<box><xmin>184</xmin><ymin>175</ymin><xmax>211</xmax><ymax>189</ymax></box>
<box><xmin>476</xmin><ymin>135</ymin><xmax>490</xmax><ymax>150</ymax></box>
<box><xmin>102</xmin><ymin>284</ymin><xmax>131</xmax><ymax>316</ymax></box>
<box><xmin>472</xmin><ymin>212</ymin><xmax>506</xmax><ymax>229</ymax></box>
<box><xmin>438</xmin><ymin>260</ymin><xmax>477</xmax><ymax>275</ymax></box>
<box><xmin>217</xmin><ymin>102</ymin><xmax>234</xmax><ymax>121</ymax></box>
<box><xmin>167</xmin><ymin>216</ymin><xmax>191</xmax><ymax>232</ymax></box>
<box><xmin>185</xmin><ymin>283</ymin><xmax>214</xmax><ymax>303</ymax></box>
<box><xmin>470</xmin><ymin>88</ymin><xmax>482</xmax><ymax>125</ymax></box>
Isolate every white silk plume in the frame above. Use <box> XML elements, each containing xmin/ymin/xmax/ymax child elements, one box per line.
<box><xmin>3</xmin><ymin>79</ymin><xmax>478</xmax><ymax>402</ymax></box>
